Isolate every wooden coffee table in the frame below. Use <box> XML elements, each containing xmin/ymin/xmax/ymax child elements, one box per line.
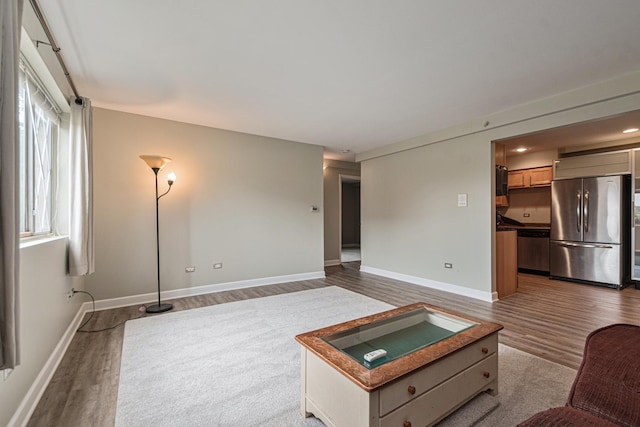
<box><xmin>295</xmin><ymin>303</ymin><xmax>503</xmax><ymax>427</ymax></box>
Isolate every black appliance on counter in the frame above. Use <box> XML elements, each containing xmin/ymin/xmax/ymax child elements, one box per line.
<box><xmin>496</xmin><ymin>166</ymin><xmax>508</xmax><ymax>196</ymax></box>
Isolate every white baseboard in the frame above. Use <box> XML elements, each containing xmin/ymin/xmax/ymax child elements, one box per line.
<box><xmin>360</xmin><ymin>265</ymin><xmax>498</xmax><ymax>302</ymax></box>
<box><xmin>92</xmin><ymin>271</ymin><xmax>327</xmax><ymax>311</ymax></box>
<box><xmin>9</xmin><ymin>303</ymin><xmax>88</xmax><ymax>427</ymax></box>
<box><xmin>324</xmin><ymin>259</ymin><xmax>341</xmax><ymax>267</ymax></box>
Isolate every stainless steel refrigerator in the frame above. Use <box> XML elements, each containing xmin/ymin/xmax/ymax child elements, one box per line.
<box><xmin>550</xmin><ymin>174</ymin><xmax>630</xmax><ymax>288</ymax></box>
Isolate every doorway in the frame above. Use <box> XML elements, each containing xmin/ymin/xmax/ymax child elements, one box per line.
<box><xmin>340</xmin><ymin>175</ymin><xmax>361</xmax><ymax>263</ymax></box>
<box><xmin>493</xmin><ymin>109</ymin><xmax>640</xmax><ymax>296</ymax></box>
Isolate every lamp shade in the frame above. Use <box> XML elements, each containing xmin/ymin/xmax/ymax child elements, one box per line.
<box><xmin>140</xmin><ymin>155</ymin><xmax>172</xmax><ymax>170</ymax></box>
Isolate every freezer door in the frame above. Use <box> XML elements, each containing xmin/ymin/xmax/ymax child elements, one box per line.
<box><xmin>551</xmin><ymin>179</ymin><xmax>583</xmax><ymax>242</ymax></box>
<box><xmin>582</xmin><ymin>176</ymin><xmax>622</xmax><ymax>244</ymax></box>
<box><xmin>549</xmin><ymin>241</ymin><xmax>622</xmax><ymax>286</ymax></box>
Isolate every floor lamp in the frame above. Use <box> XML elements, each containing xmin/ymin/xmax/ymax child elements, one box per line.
<box><xmin>140</xmin><ymin>155</ymin><xmax>176</xmax><ymax>314</ymax></box>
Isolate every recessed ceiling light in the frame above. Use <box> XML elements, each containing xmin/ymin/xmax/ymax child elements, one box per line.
<box><xmin>622</xmin><ymin>128</ymin><xmax>639</xmax><ymax>134</ymax></box>
<box><xmin>341</xmin><ymin>149</ymin><xmax>351</xmax><ymax>153</ymax></box>
<box><xmin>516</xmin><ymin>147</ymin><xmax>527</xmax><ymax>153</ymax></box>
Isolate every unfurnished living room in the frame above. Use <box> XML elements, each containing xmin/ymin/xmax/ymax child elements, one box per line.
<box><xmin>2</xmin><ymin>1</ymin><xmax>640</xmax><ymax>426</ymax></box>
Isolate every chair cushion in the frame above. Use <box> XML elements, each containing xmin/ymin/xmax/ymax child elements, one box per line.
<box><xmin>516</xmin><ymin>406</ymin><xmax>618</xmax><ymax>426</ymax></box>
<box><xmin>567</xmin><ymin>324</ymin><xmax>640</xmax><ymax>427</ymax></box>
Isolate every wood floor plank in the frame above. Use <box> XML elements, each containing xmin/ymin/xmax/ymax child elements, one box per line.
<box><xmin>25</xmin><ymin>264</ymin><xmax>640</xmax><ymax>426</ymax></box>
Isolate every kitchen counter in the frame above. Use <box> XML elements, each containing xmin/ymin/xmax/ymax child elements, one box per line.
<box><xmin>497</xmin><ymin>225</ymin><xmax>551</xmax><ymax>277</ymax></box>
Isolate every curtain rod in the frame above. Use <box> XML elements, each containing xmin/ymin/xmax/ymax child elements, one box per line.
<box><xmin>28</xmin><ymin>0</ymin><xmax>83</xmax><ymax>105</ymax></box>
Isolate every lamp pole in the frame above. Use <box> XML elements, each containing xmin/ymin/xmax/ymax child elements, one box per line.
<box><xmin>140</xmin><ymin>154</ymin><xmax>175</xmax><ymax>314</ymax></box>
<box><xmin>150</xmin><ymin>167</ymin><xmax>168</xmax><ymax>312</ymax></box>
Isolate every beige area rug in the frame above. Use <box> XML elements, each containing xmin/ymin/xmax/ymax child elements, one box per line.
<box><xmin>115</xmin><ymin>286</ymin><xmax>577</xmax><ymax>426</ymax></box>
<box><xmin>438</xmin><ymin>344</ymin><xmax>577</xmax><ymax>426</ymax></box>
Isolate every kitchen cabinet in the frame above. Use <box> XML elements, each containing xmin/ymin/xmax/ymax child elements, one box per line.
<box><xmin>495</xmin><ymin>143</ymin><xmax>506</xmax><ymax>166</ymax></box>
<box><xmin>508</xmin><ymin>166</ymin><xmax>553</xmax><ymax>189</ymax></box>
<box><xmin>529</xmin><ymin>167</ymin><xmax>553</xmax><ymax>186</ymax></box>
<box><xmin>496</xmin><ymin>230</ymin><xmax>517</xmax><ymax>298</ymax></box>
<box><xmin>554</xmin><ymin>149</ymin><xmax>631</xmax><ymax>180</ymax></box>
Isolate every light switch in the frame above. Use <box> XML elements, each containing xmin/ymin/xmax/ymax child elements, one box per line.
<box><xmin>457</xmin><ymin>194</ymin><xmax>468</xmax><ymax>207</ymax></box>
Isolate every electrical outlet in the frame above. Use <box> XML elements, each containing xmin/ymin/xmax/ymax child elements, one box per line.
<box><xmin>523</xmin><ymin>213</ymin><xmax>531</xmax><ymax>217</ymax></box>
<box><xmin>213</xmin><ymin>262</ymin><xmax>223</xmax><ymax>269</ymax></box>
<box><xmin>66</xmin><ymin>288</ymin><xmax>75</xmax><ymax>301</ymax></box>
<box><xmin>444</xmin><ymin>263</ymin><xmax>453</xmax><ymax>269</ymax></box>
<box><xmin>185</xmin><ymin>266</ymin><xmax>196</xmax><ymax>273</ymax></box>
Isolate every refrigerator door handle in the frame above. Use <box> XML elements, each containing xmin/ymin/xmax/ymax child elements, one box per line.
<box><xmin>576</xmin><ymin>192</ymin><xmax>582</xmax><ymax>232</ymax></box>
<box><xmin>584</xmin><ymin>190</ymin><xmax>590</xmax><ymax>233</ymax></box>
<box><xmin>556</xmin><ymin>242</ymin><xmax>613</xmax><ymax>249</ymax></box>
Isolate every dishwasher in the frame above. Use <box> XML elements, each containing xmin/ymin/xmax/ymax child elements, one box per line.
<box><xmin>517</xmin><ymin>229</ymin><xmax>550</xmax><ymax>274</ymax></box>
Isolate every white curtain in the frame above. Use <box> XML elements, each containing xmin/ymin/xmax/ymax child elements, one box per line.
<box><xmin>0</xmin><ymin>0</ymin><xmax>23</xmax><ymax>370</ymax></box>
<box><xmin>68</xmin><ymin>97</ymin><xmax>94</xmax><ymax>276</ymax></box>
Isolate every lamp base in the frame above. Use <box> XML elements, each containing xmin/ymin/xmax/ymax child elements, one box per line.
<box><xmin>146</xmin><ymin>303</ymin><xmax>173</xmax><ymax>314</ymax></box>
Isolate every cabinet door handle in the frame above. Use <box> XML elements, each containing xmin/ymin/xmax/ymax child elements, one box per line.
<box><xmin>403</xmin><ymin>421</ymin><xmax>412</xmax><ymax>427</ymax></box>
<box><xmin>481</xmin><ymin>347</ymin><xmax>488</xmax><ymax>354</ymax></box>
<box><xmin>483</xmin><ymin>371</ymin><xmax>491</xmax><ymax>378</ymax></box>
<box><xmin>407</xmin><ymin>385</ymin><xmax>416</xmax><ymax>395</ymax></box>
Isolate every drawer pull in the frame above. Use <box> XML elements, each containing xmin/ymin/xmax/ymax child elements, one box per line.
<box><xmin>483</xmin><ymin>371</ymin><xmax>491</xmax><ymax>378</ymax></box>
<box><xmin>407</xmin><ymin>385</ymin><xmax>416</xmax><ymax>395</ymax></box>
<box><xmin>403</xmin><ymin>421</ymin><xmax>412</xmax><ymax>427</ymax></box>
<box><xmin>481</xmin><ymin>347</ymin><xmax>489</xmax><ymax>354</ymax></box>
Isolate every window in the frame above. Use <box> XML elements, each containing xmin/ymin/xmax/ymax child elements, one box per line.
<box><xmin>18</xmin><ymin>59</ymin><xmax>60</xmax><ymax>238</ymax></box>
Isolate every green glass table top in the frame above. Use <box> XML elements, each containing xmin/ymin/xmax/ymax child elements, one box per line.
<box><xmin>321</xmin><ymin>307</ymin><xmax>477</xmax><ymax>369</ymax></box>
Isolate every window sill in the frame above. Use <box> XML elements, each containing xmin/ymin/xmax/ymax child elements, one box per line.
<box><xmin>20</xmin><ymin>235</ymin><xmax>67</xmax><ymax>249</ymax></box>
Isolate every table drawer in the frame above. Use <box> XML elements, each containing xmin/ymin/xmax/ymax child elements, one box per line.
<box><xmin>379</xmin><ymin>334</ymin><xmax>497</xmax><ymax>416</ymax></box>
<box><xmin>380</xmin><ymin>353</ymin><xmax>498</xmax><ymax>427</ymax></box>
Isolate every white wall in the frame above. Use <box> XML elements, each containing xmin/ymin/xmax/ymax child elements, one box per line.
<box><xmin>507</xmin><ymin>149</ymin><xmax>557</xmax><ymax>170</ymax></box>
<box><xmin>86</xmin><ymin>108</ymin><xmax>325</xmax><ymax>301</ymax></box>
<box><xmin>358</xmin><ymin>72</ymin><xmax>640</xmax><ymax>300</ymax></box>
<box><xmin>2</xmin><ymin>238</ymin><xmax>83</xmax><ymax>427</ymax></box>
<box><xmin>361</xmin><ymin>134</ymin><xmax>492</xmax><ymax>296</ymax></box>
<box><xmin>505</xmin><ymin>187</ymin><xmax>551</xmax><ymax>224</ymax></box>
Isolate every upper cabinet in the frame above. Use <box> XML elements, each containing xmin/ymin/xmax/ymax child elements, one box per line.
<box><xmin>508</xmin><ymin>166</ymin><xmax>553</xmax><ymax>189</ymax></box>
<box><xmin>553</xmin><ymin>150</ymin><xmax>632</xmax><ymax>180</ymax></box>
<box><xmin>495</xmin><ymin>143</ymin><xmax>506</xmax><ymax>167</ymax></box>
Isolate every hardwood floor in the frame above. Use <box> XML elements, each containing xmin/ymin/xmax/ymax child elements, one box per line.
<box><xmin>27</xmin><ymin>264</ymin><xmax>640</xmax><ymax>426</ymax></box>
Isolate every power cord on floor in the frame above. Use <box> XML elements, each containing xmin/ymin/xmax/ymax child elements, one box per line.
<box><xmin>74</xmin><ymin>290</ymin><xmax>145</xmax><ymax>333</ymax></box>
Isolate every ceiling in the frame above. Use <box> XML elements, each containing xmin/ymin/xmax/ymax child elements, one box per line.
<box><xmin>499</xmin><ymin>109</ymin><xmax>640</xmax><ymax>157</ymax></box>
<box><xmin>25</xmin><ymin>1</ymin><xmax>640</xmax><ymax>161</ymax></box>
